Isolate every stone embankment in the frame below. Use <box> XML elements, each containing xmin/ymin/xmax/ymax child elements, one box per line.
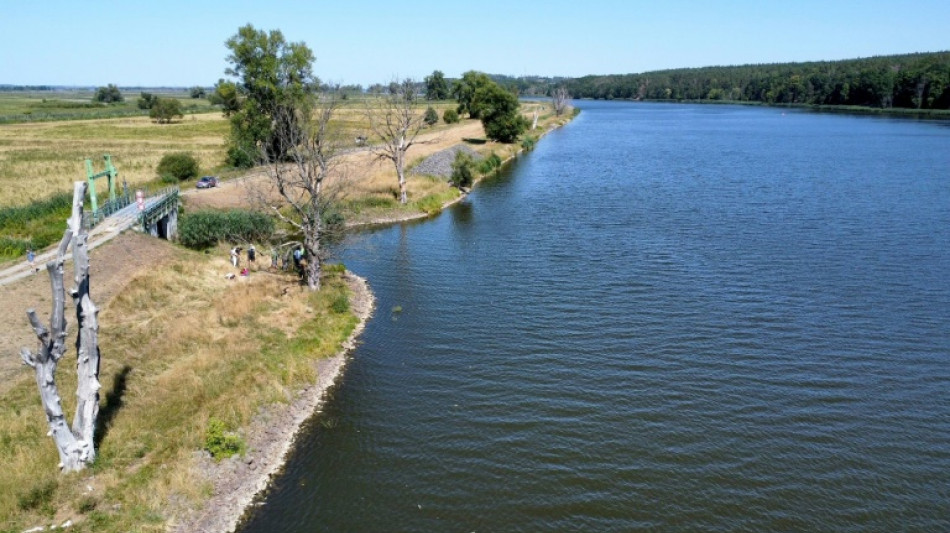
<box><xmin>411</xmin><ymin>144</ymin><xmax>483</xmax><ymax>178</ymax></box>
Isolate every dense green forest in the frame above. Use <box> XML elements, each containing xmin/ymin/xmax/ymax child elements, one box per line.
<box><xmin>561</xmin><ymin>52</ymin><xmax>950</xmax><ymax>110</ymax></box>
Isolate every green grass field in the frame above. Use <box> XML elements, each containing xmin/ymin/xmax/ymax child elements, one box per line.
<box><xmin>0</xmin><ymin>89</ymin><xmax>218</xmax><ymax>124</ymax></box>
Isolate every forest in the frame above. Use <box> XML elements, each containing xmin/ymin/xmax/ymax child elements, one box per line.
<box><xmin>561</xmin><ymin>52</ymin><xmax>950</xmax><ymax>110</ymax></box>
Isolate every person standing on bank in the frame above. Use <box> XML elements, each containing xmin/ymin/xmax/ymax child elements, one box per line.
<box><xmin>27</xmin><ymin>248</ymin><xmax>36</xmax><ymax>273</ymax></box>
<box><xmin>247</xmin><ymin>244</ymin><xmax>256</xmax><ymax>269</ymax></box>
<box><xmin>230</xmin><ymin>247</ymin><xmax>240</xmax><ymax>268</ymax></box>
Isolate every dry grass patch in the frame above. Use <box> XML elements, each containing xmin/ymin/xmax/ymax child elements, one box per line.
<box><xmin>0</xmin><ymin>114</ymin><xmax>228</xmax><ymax>206</ymax></box>
<box><xmin>0</xmin><ymin>247</ymin><xmax>358</xmax><ymax>532</ymax></box>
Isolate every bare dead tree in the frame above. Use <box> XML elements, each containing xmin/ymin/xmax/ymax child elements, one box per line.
<box><xmin>552</xmin><ymin>86</ymin><xmax>572</xmax><ymax>117</ymax></box>
<box><xmin>21</xmin><ymin>181</ymin><xmax>101</xmax><ymax>471</ymax></box>
<box><xmin>249</xmin><ymin>91</ymin><xmax>347</xmax><ymax>290</ymax></box>
<box><xmin>364</xmin><ymin>78</ymin><xmax>433</xmax><ymax>204</ymax></box>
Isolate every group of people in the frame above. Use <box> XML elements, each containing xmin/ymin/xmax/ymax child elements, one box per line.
<box><xmin>228</xmin><ymin>244</ymin><xmax>256</xmax><ymax>278</ymax></box>
<box><xmin>225</xmin><ymin>243</ymin><xmax>308</xmax><ymax>280</ymax></box>
<box><xmin>229</xmin><ymin>244</ymin><xmax>256</xmax><ymax>269</ymax></box>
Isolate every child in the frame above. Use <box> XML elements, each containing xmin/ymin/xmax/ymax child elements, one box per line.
<box><xmin>27</xmin><ymin>248</ymin><xmax>36</xmax><ymax>273</ymax></box>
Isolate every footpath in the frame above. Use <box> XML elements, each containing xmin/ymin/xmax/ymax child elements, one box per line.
<box><xmin>0</xmin><ymin>194</ymin><xmax>168</xmax><ymax>287</ymax></box>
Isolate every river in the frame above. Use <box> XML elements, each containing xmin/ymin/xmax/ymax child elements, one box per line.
<box><xmin>239</xmin><ymin>101</ymin><xmax>950</xmax><ymax>531</ymax></box>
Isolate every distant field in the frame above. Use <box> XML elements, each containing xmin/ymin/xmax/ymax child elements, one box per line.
<box><xmin>0</xmin><ymin>113</ymin><xmax>229</xmax><ymax>206</ymax></box>
<box><xmin>0</xmin><ymin>89</ymin><xmax>218</xmax><ymax>124</ymax></box>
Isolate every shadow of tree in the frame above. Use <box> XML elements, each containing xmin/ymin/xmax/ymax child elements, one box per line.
<box><xmin>94</xmin><ymin>364</ymin><xmax>132</xmax><ymax>448</ymax></box>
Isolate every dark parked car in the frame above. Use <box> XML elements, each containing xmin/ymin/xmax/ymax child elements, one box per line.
<box><xmin>196</xmin><ymin>176</ymin><xmax>218</xmax><ymax>189</ymax></box>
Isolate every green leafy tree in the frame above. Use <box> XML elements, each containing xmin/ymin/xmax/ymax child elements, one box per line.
<box><xmin>449</xmin><ymin>150</ymin><xmax>475</xmax><ymax>189</ymax></box>
<box><xmin>156</xmin><ymin>152</ymin><xmax>199</xmax><ymax>181</ymax></box>
<box><xmin>223</xmin><ymin>24</ymin><xmax>319</xmax><ymax>167</ymax></box>
<box><xmin>209</xmin><ymin>79</ymin><xmax>241</xmax><ymax>116</ymax></box>
<box><xmin>149</xmin><ymin>98</ymin><xmax>184</xmax><ymax>124</ymax></box>
<box><xmin>425</xmin><ymin>70</ymin><xmax>450</xmax><ymax>100</ymax></box>
<box><xmin>92</xmin><ymin>84</ymin><xmax>123</xmax><ymax>103</ymax></box>
<box><xmin>424</xmin><ymin>106</ymin><xmax>439</xmax><ymax>126</ymax></box>
<box><xmin>137</xmin><ymin>92</ymin><xmax>159</xmax><ymax>110</ymax></box>
<box><xmin>190</xmin><ymin>86</ymin><xmax>207</xmax><ymax>98</ymax></box>
<box><xmin>453</xmin><ymin>71</ymin><xmax>493</xmax><ymax>118</ymax></box>
<box><xmin>473</xmin><ymin>82</ymin><xmax>528</xmax><ymax>143</ymax></box>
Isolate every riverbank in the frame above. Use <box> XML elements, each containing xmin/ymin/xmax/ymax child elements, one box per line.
<box><xmin>0</xmin><ymin>105</ymin><xmax>576</xmax><ymax>533</ymax></box>
<box><xmin>172</xmin><ymin>272</ymin><xmax>374</xmax><ymax>533</ymax></box>
<box><xmin>0</xmin><ymin>242</ymin><xmax>370</xmax><ymax>532</ymax></box>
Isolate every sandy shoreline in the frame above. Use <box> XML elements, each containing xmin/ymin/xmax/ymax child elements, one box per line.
<box><xmin>172</xmin><ymin>272</ymin><xmax>375</xmax><ymax>533</ymax></box>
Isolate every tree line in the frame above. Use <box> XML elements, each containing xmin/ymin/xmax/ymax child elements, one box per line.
<box><xmin>562</xmin><ymin>52</ymin><xmax>950</xmax><ymax>110</ymax></box>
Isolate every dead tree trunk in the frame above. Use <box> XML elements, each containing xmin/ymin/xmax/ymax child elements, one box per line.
<box><xmin>20</xmin><ymin>182</ymin><xmax>100</xmax><ymax>472</ymax></box>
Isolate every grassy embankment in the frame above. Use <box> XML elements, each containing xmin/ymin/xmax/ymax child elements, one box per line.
<box><xmin>0</xmin><ymin>243</ymin><xmax>358</xmax><ymax>532</ymax></box>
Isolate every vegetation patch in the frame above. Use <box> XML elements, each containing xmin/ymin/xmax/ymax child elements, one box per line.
<box><xmin>179</xmin><ymin>209</ymin><xmax>275</xmax><ymax>249</ymax></box>
<box><xmin>0</xmin><ymin>246</ymin><xmax>359</xmax><ymax>531</ymax></box>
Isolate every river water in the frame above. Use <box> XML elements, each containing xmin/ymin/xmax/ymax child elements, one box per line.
<box><xmin>239</xmin><ymin>102</ymin><xmax>950</xmax><ymax>532</ymax></box>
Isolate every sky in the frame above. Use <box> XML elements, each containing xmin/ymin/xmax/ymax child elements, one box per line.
<box><xmin>2</xmin><ymin>0</ymin><xmax>948</xmax><ymax>87</ymax></box>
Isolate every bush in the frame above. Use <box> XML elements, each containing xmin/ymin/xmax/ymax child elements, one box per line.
<box><xmin>443</xmin><ymin>108</ymin><xmax>459</xmax><ymax>124</ymax></box>
<box><xmin>424</xmin><ymin>106</ymin><xmax>439</xmax><ymax>126</ymax></box>
<box><xmin>156</xmin><ymin>152</ymin><xmax>199</xmax><ymax>181</ymax></box>
<box><xmin>521</xmin><ymin>135</ymin><xmax>537</xmax><ymax>151</ymax></box>
<box><xmin>477</xmin><ymin>152</ymin><xmax>503</xmax><ymax>174</ymax></box>
<box><xmin>150</xmin><ymin>98</ymin><xmax>184</xmax><ymax>124</ymax></box>
<box><xmin>226</xmin><ymin>142</ymin><xmax>256</xmax><ymax>168</ymax></box>
<box><xmin>450</xmin><ymin>150</ymin><xmax>475</xmax><ymax>189</ymax></box>
<box><xmin>137</xmin><ymin>92</ymin><xmax>158</xmax><ymax>110</ymax></box>
<box><xmin>330</xmin><ymin>293</ymin><xmax>350</xmax><ymax>314</ymax></box>
<box><xmin>93</xmin><ymin>84</ymin><xmax>123</xmax><ymax>103</ymax></box>
<box><xmin>179</xmin><ymin>209</ymin><xmax>275</xmax><ymax>249</ymax></box>
<box><xmin>205</xmin><ymin>418</ymin><xmax>244</xmax><ymax>460</ymax></box>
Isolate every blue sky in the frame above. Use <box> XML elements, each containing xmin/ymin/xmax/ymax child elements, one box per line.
<box><xmin>2</xmin><ymin>0</ymin><xmax>948</xmax><ymax>87</ymax></box>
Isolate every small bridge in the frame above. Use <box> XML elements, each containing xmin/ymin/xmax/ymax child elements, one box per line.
<box><xmin>82</xmin><ymin>155</ymin><xmax>180</xmax><ymax>240</ymax></box>
<box><xmin>0</xmin><ymin>157</ymin><xmax>180</xmax><ymax>287</ymax></box>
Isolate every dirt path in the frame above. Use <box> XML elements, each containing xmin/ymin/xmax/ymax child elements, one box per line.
<box><xmin>0</xmin><ymin>232</ymin><xmax>179</xmax><ymax>395</ymax></box>
<box><xmin>185</xmin><ymin>121</ymin><xmax>487</xmax><ymax>211</ymax></box>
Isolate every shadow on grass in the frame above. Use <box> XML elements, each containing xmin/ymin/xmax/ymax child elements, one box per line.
<box><xmin>94</xmin><ymin>364</ymin><xmax>132</xmax><ymax>448</ymax></box>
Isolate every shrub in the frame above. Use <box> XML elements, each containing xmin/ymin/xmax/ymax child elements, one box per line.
<box><xmin>17</xmin><ymin>478</ymin><xmax>57</xmax><ymax>513</ymax></box>
<box><xmin>521</xmin><ymin>135</ymin><xmax>537</xmax><ymax>151</ymax></box>
<box><xmin>424</xmin><ymin>106</ymin><xmax>439</xmax><ymax>126</ymax></box>
<box><xmin>205</xmin><ymin>418</ymin><xmax>244</xmax><ymax>460</ymax></box>
<box><xmin>150</xmin><ymin>98</ymin><xmax>184</xmax><ymax>124</ymax></box>
<box><xmin>330</xmin><ymin>293</ymin><xmax>350</xmax><ymax>314</ymax></box>
<box><xmin>415</xmin><ymin>194</ymin><xmax>443</xmax><ymax>214</ymax></box>
<box><xmin>226</xmin><ymin>143</ymin><xmax>256</xmax><ymax>169</ymax></box>
<box><xmin>137</xmin><ymin>92</ymin><xmax>158</xmax><ymax>110</ymax></box>
<box><xmin>477</xmin><ymin>152</ymin><xmax>503</xmax><ymax>174</ymax></box>
<box><xmin>450</xmin><ymin>151</ymin><xmax>475</xmax><ymax>189</ymax></box>
<box><xmin>323</xmin><ymin>263</ymin><xmax>346</xmax><ymax>274</ymax></box>
<box><xmin>179</xmin><ymin>209</ymin><xmax>275</xmax><ymax>249</ymax></box>
<box><xmin>92</xmin><ymin>84</ymin><xmax>123</xmax><ymax>103</ymax></box>
<box><xmin>443</xmin><ymin>108</ymin><xmax>459</xmax><ymax>124</ymax></box>
<box><xmin>156</xmin><ymin>152</ymin><xmax>199</xmax><ymax>181</ymax></box>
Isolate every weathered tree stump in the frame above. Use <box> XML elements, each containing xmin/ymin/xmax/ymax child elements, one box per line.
<box><xmin>20</xmin><ymin>182</ymin><xmax>101</xmax><ymax>472</ymax></box>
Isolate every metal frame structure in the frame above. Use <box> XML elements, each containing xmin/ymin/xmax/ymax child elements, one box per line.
<box><xmin>85</xmin><ymin>154</ymin><xmax>118</xmax><ymax>217</ymax></box>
